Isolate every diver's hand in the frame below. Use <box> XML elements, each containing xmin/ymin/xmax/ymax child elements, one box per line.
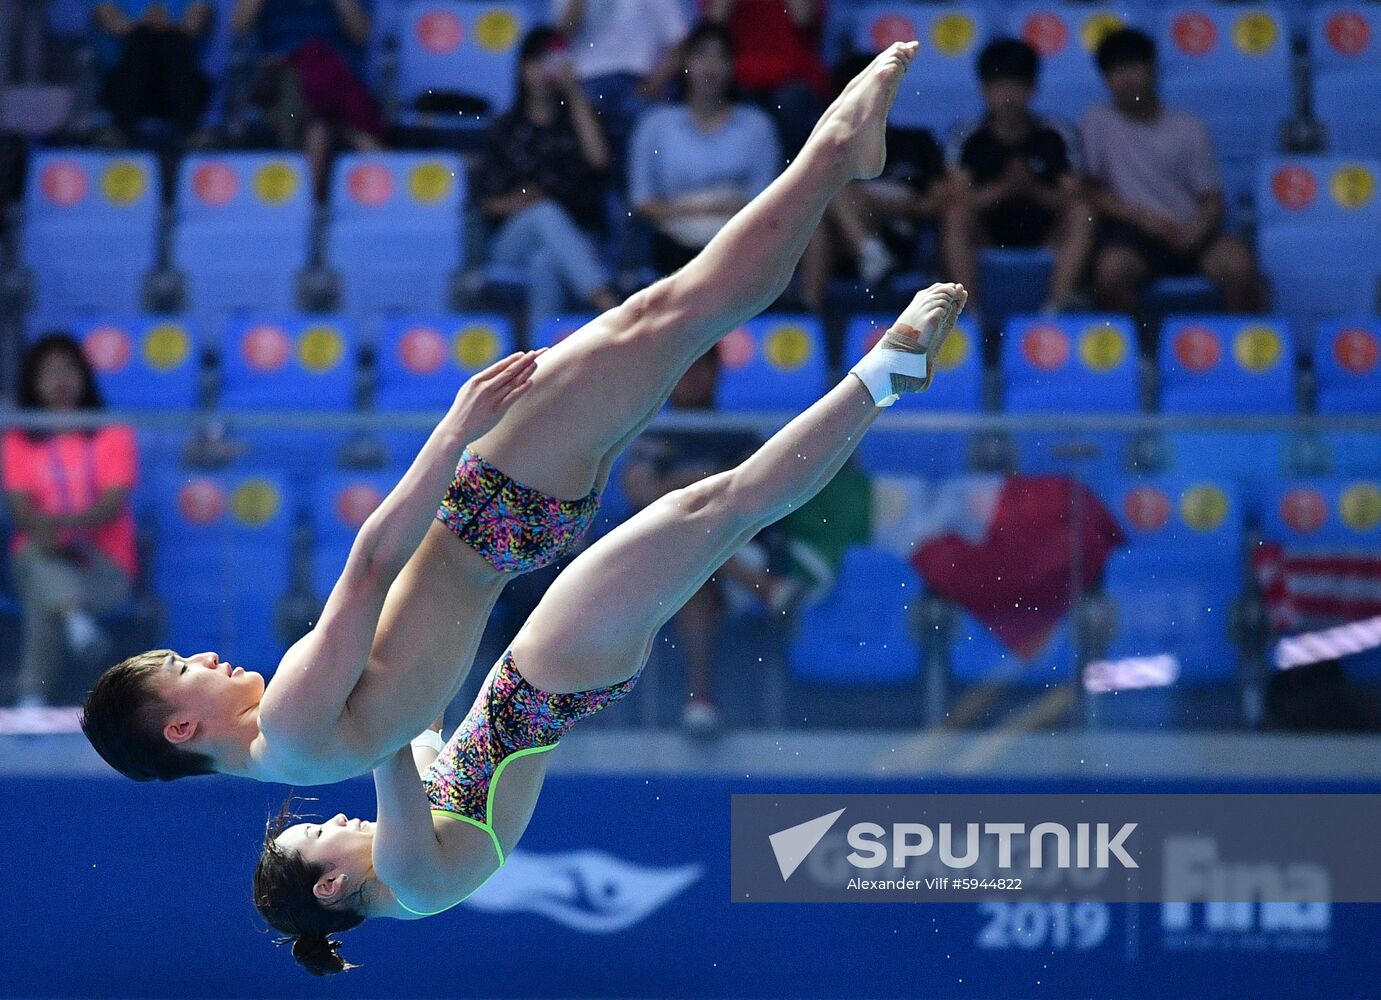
<box><xmin>447</xmin><ymin>350</ymin><xmax>542</xmax><ymax>442</ymax></box>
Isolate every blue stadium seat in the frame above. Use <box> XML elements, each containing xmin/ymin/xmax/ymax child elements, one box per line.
<box><xmin>715</xmin><ymin>316</ymin><xmax>828</xmax><ymax>412</ymax></box>
<box><xmin>788</xmin><ymin>545</ymin><xmax>924</xmax><ymax>684</ymax></box>
<box><xmin>1003</xmin><ymin>314</ymin><xmax>1140</xmax><ymax>477</ymax></box>
<box><xmin>948</xmin><ymin>610</ymin><xmax>1076</xmax><ymax>686</ymax></box>
<box><xmin>1158</xmin><ymin>315</ymin><xmax>1297</xmax><ymax>412</ymax></box>
<box><xmin>1314</xmin><ymin>319</ymin><xmax>1381</xmax><ymax>413</ymax></box>
<box><xmin>218</xmin><ymin>317</ymin><xmax>358</xmax><ymax>475</ymax></box>
<box><xmin>19</xmin><ymin>151</ymin><xmax>159</xmax><ymax>321</ymax></box>
<box><xmin>1156</xmin><ymin>4</ymin><xmax>1293</xmax><ymax>204</ymax></box>
<box><xmin>853</xmin><ymin>4</ymin><xmax>988</xmax><ymax>135</ymax></box>
<box><xmin>326</xmin><ymin>153</ymin><xmax>466</xmax><ymax>315</ymax></box>
<box><xmin>375</xmin><ymin>314</ymin><xmax>516</xmax><ymax>409</ymax></box>
<box><xmin>219</xmin><ymin>317</ymin><xmax>357</xmax><ymax>412</ymax></box>
<box><xmin>1256</xmin><ymin>157</ymin><xmax>1381</xmax><ymax>338</ymax></box>
<box><xmin>977</xmin><ymin>248</ymin><xmax>1054</xmax><ymax>335</ymax></box>
<box><xmin>1260</xmin><ymin>476</ymin><xmax>1381</xmax><ymax>677</ymax></box>
<box><xmin>309</xmin><ymin>470</ymin><xmax>400</xmax><ymax>598</ymax></box>
<box><xmin>1311</xmin><ymin>4</ymin><xmax>1381</xmax><ymax>157</ymax></box>
<box><xmin>845</xmin><ymin>316</ymin><xmax>983</xmax><ymax>478</ymax></box>
<box><xmin>1005</xmin><ymin>4</ymin><xmax>1145</xmax><ymax>122</ymax></box>
<box><xmin>150</xmin><ymin>469</ymin><xmax>293</xmax><ymax>672</ymax></box>
<box><xmin>396</xmin><ymin>1</ymin><xmax>529</xmax><ymax>131</ymax></box>
<box><xmin>529</xmin><ymin>313</ymin><xmax>597</xmax><ymax>349</ymax></box>
<box><xmin>67</xmin><ymin>316</ymin><xmax>202</xmax><ymax>411</ymax></box>
<box><xmin>1097</xmin><ymin>476</ymin><xmax>1245</xmax><ymax>685</ymax></box>
<box><xmin>171</xmin><ymin>153</ymin><xmax>313</xmax><ymax>323</ymax></box>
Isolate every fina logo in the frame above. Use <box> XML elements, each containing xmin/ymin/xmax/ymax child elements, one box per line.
<box><xmin>460</xmin><ymin>850</ymin><xmax>703</xmax><ymax>933</ymax></box>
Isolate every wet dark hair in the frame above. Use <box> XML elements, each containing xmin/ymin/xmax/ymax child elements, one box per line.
<box><xmin>17</xmin><ymin>333</ymin><xmax>105</xmax><ymax>441</ymax></box>
<box><xmin>1096</xmin><ymin>27</ymin><xmax>1156</xmax><ymax>75</ymax></box>
<box><xmin>978</xmin><ymin>37</ymin><xmax>1040</xmax><ymax>86</ymax></box>
<box><xmin>81</xmin><ymin>650</ymin><xmax>217</xmax><ymax>782</ymax></box>
<box><xmin>676</xmin><ymin>22</ymin><xmax>738</xmax><ymax>103</ymax></box>
<box><xmin>253</xmin><ymin>797</ymin><xmax>366</xmax><ymax>977</ymax></box>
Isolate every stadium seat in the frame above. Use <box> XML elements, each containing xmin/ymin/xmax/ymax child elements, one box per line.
<box><xmin>1314</xmin><ymin>319</ymin><xmax>1381</xmax><ymax>413</ymax></box>
<box><xmin>396</xmin><ymin>1</ymin><xmax>529</xmax><ymax>132</ymax></box>
<box><xmin>1158</xmin><ymin>315</ymin><xmax>1297</xmax><ymax>412</ymax></box>
<box><xmin>309</xmin><ymin>470</ymin><xmax>401</xmax><ymax>598</ymax></box>
<box><xmin>787</xmin><ymin>545</ymin><xmax>923</xmax><ymax>684</ymax></box>
<box><xmin>171</xmin><ymin>153</ymin><xmax>313</xmax><ymax>323</ymax></box>
<box><xmin>845</xmin><ymin>315</ymin><xmax>983</xmax><ymax>478</ymax></box>
<box><xmin>326</xmin><ymin>153</ymin><xmax>466</xmax><ymax>315</ymax></box>
<box><xmin>1260</xmin><ymin>476</ymin><xmax>1381</xmax><ymax>677</ymax></box>
<box><xmin>1097</xmin><ymin>476</ymin><xmax>1245</xmax><ymax>686</ymax></box>
<box><xmin>1256</xmin><ymin>157</ymin><xmax>1381</xmax><ymax>339</ymax></box>
<box><xmin>1156</xmin><ymin>4</ymin><xmax>1293</xmax><ymax>205</ymax></box>
<box><xmin>375</xmin><ymin>314</ymin><xmax>516</xmax><ymax>409</ymax></box>
<box><xmin>372</xmin><ymin>314</ymin><xmax>516</xmax><ymax>464</ymax></box>
<box><xmin>150</xmin><ymin>469</ymin><xmax>294</xmax><ymax>673</ymax></box>
<box><xmin>19</xmin><ymin>151</ymin><xmax>159</xmax><ymax>321</ymax></box>
<box><xmin>1311</xmin><ymin>4</ymin><xmax>1381</xmax><ymax>158</ymax></box>
<box><xmin>715</xmin><ymin>316</ymin><xmax>828</xmax><ymax>412</ymax></box>
<box><xmin>218</xmin><ymin>317</ymin><xmax>358</xmax><ymax>475</ymax></box>
<box><xmin>67</xmin><ymin>316</ymin><xmax>202</xmax><ymax>411</ymax></box>
<box><xmin>1006</xmin><ymin>3</ymin><xmax>1144</xmax><ymax>121</ymax></box>
<box><xmin>853</xmin><ymin>4</ymin><xmax>988</xmax><ymax>135</ymax></box>
<box><xmin>1003</xmin><ymin>314</ymin><xmax>1140</xmax><ymax>477</ymax></box>
<box><xmin>529</xmin><ymin>313</ymin><xmax>597</xmax><ymax>349</ymax></box>
<box><xmin>948</xmin><ymin>609</ymin><xmax>1077</xmax><ymax>686</ymax></box>
<box><xmin>977</xmin><ymin>248</ymin><xmax>1054</xmax><ymax>335</ymax></box>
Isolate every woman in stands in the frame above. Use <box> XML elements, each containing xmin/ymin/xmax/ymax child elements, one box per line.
<box><xmin>4</xmin><ymin>335</ymin><xmax>139</xmax><ymax>708</ymax></box>
<box><xmin>81</xmin><ymin>44</ymin><xmax>923</xmax><ymax>789</ymax></box>
<box><xmin>256</xmin><ymin>279</ymin><xmax>966</xmax><ymax>975</ymax></box>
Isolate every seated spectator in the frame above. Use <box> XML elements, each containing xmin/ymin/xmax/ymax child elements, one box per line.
<box><xmin>2</xmin><ymin>336</ymin><xmax>138</xmax><ymax>708</ymax></box>
<box><xmin>622</xmin><ymin>351</ymin><xmax>786</xmax><ymax>735</ymax></box>
<box><xmin>231</xmin><ymin>0</ymin><xmax>385</xmax><ymax>197</ymax></box>
<box><xmin>945</xmin><ymin>38</ymin><xmax>1093</xmax><ymax>315</ymax></box>
<box><xmin>702</xmin><ymin>0</ymin><xmax>828</xmax><ymax>157</ymax></box>
<box><xmin>554</xmin><ymin>0</ymin><xmax>689</xmax><ymax>180</ymax></box>
<box><xmin>474</xmin><ymin>27</ymin><xmax>619</xmax><ymax>334</ymax></box>
<box><xmin>1082</xmin><ymin>28</ymin><xmax>1263</xmax><ymax>316</ymax></box>
<box><xmin>629</xmin><ymin>23</ymin><xmax>781</xmax><ymax>277</ymax></box>
<box><xmin>801</xmin><ymin>55</ymin><xmax>948</xmax><ymax>313</ymax></box>
<box><xmin>93</xmin><ymin>0</ymin><xmax>213</xmax><ymax>145</ymax></box>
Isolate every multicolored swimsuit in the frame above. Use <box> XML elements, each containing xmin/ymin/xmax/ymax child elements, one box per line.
<box><xmin>397</xmin><ymin>650</ymin><xmax>642</xmax><ymax>916</ymax></box>
<box><xmin>436</xmin><ymin>448</ymin><xmax>601</xmax><ymax>573</ymax></box>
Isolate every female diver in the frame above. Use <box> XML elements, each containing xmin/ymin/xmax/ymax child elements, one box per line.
<box><xmin>255</xmin><ymin>280</ymin><xmax>967</xmax><ymax>973</ymax></box>
<box><xmin>81</xmin><ymin>42</ymin><xmax>922</xmax><ymax>787</ymax></box>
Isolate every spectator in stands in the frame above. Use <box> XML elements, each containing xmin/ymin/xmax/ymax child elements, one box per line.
<box><xmin>622</xmin><ymin>351</ymin><xmax>785</xmax><ymax>735</ymax></box>
<box><xmin>93</xmin><ymin>0</ymin><xmax>213</xmax><ymax>145</ymax></box>
<box><xmin>2</xmin><ymin>336</ymin><xmax>138</xmax><ymax>708</ymax></box>
<box><xmin>945</xmin><ymin>38</ymin><xmax>1093</xmax><ymax>315</ymax></box>
<box><xmin>702</xmin><ymin>0</ymin><xmax>828</xmax><ymax>157</ymax></box>
<box><xmin>474</xmin><ymin>27</ymin><xmax>620</xmax><ymax>333</ymax></box>
<box><xmin>801</xmin><ymin>54</ymin><xmax>949</xmax><ymax>313</ymax></box>
<box><xmin>1082</xmin><ymin>28</ymin><xmax>1263</xmax><ymax>315</ymax></box>
<box><xmin>629</xmin><ymin>23</ymin><xmax>781</xmax><ymax>277</ymax></box>
<box><xmin>554</xmin><ymin>0</ymin><xmax>689</xmax><ymax>179</ymax></box>
<box><xmin>231</xmin><ymin>0</ymin><xmax>385</xmax><ymax>197</ymax></box>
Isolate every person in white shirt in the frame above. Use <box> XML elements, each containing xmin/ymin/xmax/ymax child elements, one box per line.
<box><xmin>555</xmin><ymin>0</ymin><xmax>688</xmax><ymax>176</ymax></box>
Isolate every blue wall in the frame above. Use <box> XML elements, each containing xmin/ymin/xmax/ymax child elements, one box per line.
<box><xmin>3</xmin><ymin>773</ymin><xmax>1378</xmax><ymax>998</ymax></box>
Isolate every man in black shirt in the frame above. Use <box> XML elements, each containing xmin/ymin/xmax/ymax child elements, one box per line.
<box><xmin>944</xmin><ymin>38</ymin><xmax>1092</xmax><ymax>314</ymax></box>
<box><xmin>801</xmin><ymin>55</ymin><xmax>950</xmax><ymax>312</ymax></box>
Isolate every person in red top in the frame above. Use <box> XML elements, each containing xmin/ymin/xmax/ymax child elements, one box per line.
<box><xmin>3</xmin><ymin>335</ymin><xmax>138</xmax><ymax>707</ymax></box>
<box><xmin>702</xmin><ymin>0</ymin><xmax>829</xmax><ymax>156</ymax></box>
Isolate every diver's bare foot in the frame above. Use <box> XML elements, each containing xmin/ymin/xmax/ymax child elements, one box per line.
<box><xmin>816</xmin><ymin>42</ymin><xmax>917</xmax><ymax>180</ymax></box>
<box><xmin>885</xmin><ymin>282</ymin><xmax>968</xmax><ymax>392</ymax></box>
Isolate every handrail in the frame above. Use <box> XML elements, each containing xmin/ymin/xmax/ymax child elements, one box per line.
<box><xmin>1</xmin><ymin>409</ymin><xmax>1380</xmax><ymax>433</ymax></box>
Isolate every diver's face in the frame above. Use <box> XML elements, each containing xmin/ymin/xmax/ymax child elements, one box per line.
<box><xmin>152</xmin><ymin>650</ymin><xmax>265</xmax><ymax>743</ymax></box>
<box><xmin>276</xmin><ymin>815</ymin><xmax>376</xmax><ymax>903</ymax></box>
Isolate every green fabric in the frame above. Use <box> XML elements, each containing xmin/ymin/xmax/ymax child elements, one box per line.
<box><xmin>779</xmin><ymin>468</ymin><xmax>872</xmax><ymax>578</ymax></box>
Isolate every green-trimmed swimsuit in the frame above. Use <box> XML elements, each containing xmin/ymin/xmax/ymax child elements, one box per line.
<box><xmin>397</xmin><ymin>650</ymin><xmax>641</xmax><ymax>916</ymax></box>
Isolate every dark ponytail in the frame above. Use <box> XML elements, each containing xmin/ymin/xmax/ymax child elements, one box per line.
<box><xmin>289</xmin><ymin>931</ymin><xmax>357</xmax><ymax>977</ymax></box>
<box><xmin>253</xmin><ymin>796</ymin><xmax>365</xmax><ymax>977</ymax></box>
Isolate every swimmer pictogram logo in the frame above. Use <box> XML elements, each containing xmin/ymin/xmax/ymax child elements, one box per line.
<box><xmin>1172</xmin><ymin>11</ymin><xmax>1217</xmax><ymax>56</ymax></box>
<box><xmin>83</xmin><ymin>325</ymin><xmax>133</xmax><ymax>373</ymax></box>
<box><xmin>1326</xmin><ymin>11</ymin><xmax>1371</xmax><ymax>56</ymax></box>
<box><xmin>337</xmin><ymin>484</ymin><xmax>384</xmax><ymax>528</ymax></box>
<box><xmin>1125</xmin><ymin>486</ymin><xmax>1172</xmax><ymax>532</ymax></box>
<box><xmin>348</xmin><ymin>162</ymin><xmax>394</xmax><ymax>207</ymax></box>
<box><xmin>192</xmin><ymin>161</ymin><xmax>237</xmax><ymax>207</ymax></box>
<box><xmin>870</xmin><ymin>14</ymin><xmax>916</xmax><ymax>51</ymax></box>
<box><xmin>1173</xmin><ymin>325</ymin><xmax>1222</xmax><ymax>373</ymax></box>
<box><xmin>1022</xmin><ymin>12</ymin><xmax>1068</xmax><ymax>56</ymax></box>
<box><xmin>1271</xmin><ymin>164</ymin><xmax>1318</xmax><ymax>211</ymax></box>
<box><xmin>1333</xmin><ymin>327</ymin><xmax>1379</xmax><ymax>374</ymax></box>
<box><xmin>400</xmin><ymin>326</ymin><xmax>448</xmax><ymax>374</ymax></box>
<box><xmin>1022</xmin><ymin>324</ymin><xmax>1070</xmax><ymax>372</ymax></box>
<box><xmin>418</xmin><ymin>9</ymin><xmax>463</xmax><ymax>53</ymax></box>
<box><xmin>1281</xmin><ymin>488</ymin><xmax>1327</xmax><ymax>534</ymax></box>
<box><xmin>41</xmin><ymin>160</ymin><xmax>87</xmax><ymax>207</ymax></box>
